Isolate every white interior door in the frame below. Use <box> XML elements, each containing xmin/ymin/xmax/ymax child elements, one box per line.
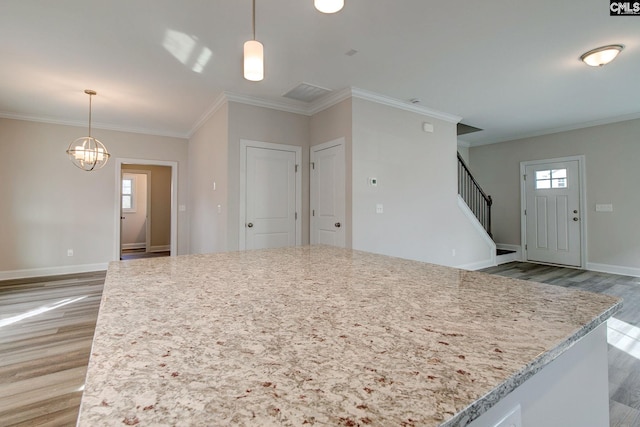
<box><xmin>311</xmin><ymin>139</ymin><xmax>345</xmax><ymax>247</ymax></box>
<box><xmin>244</xmin><ymin>145</ymin><xmax>298</xmax><ymax>250</ymax></box>
<box><xmin>523</xmin><ymin>159</ymin><xmax>582</xmax><ymax>267</ymax></box>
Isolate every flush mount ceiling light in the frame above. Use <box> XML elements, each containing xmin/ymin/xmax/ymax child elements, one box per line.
<box><xmin>580</xmin><ymin>44</ymin><xmax>624</xmax><ymax>67</ymax></box>
<box><xmin>314</xmin><ymin>0</ymin><xmax>344</xmax><ymax>13</ymax></box>
<box><xmin>244</xmin><ymin>0</ymin><xmax>264</xmax><ymax>81</ymax></box>
<box><xmin>66</xmin><ymin>90</ymin><xmax>110</xmax><ymax>171</ymax></box>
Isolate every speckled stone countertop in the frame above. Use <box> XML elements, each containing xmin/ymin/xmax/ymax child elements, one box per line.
<box><xmin>78</xmin><ymin>246</ymin><xmax>621</xmax><ymax>426</ymax></box>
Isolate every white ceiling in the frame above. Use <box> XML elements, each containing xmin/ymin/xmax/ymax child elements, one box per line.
<box><xmin>1</xmin><ymin>0</ymin><xmax>638</xmax><ymax>145</ymax></box>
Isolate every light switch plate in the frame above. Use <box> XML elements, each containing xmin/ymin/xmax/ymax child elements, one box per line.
<box><xmin>595</xmin><ymin>204</ymin><xmax>613</xmax><ymax>212</ymax></box>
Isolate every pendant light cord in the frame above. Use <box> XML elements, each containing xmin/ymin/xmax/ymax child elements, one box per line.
<box><xmin>88</xmin><ymin>93</ymin><xmax>92</xmax><ymax>138</ymax></box>
<box><xmin>252</xmin><ymin>0</ymin><xmax>256</xmax><ymax>40</ymax></box>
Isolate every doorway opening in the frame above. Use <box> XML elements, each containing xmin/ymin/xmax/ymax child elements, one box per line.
<box><xmin>115</xmin><ymin>159</ymin><xmax>178</xmax><ymax>261</ymax></box>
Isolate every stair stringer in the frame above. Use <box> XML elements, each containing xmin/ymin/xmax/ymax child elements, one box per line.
<box><xmin>455</xmin><ymin>195</ymin><xmax>496</xmax><ymax>270</ymax></box>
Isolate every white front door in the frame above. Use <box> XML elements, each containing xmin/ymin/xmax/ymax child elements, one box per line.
<box><xmin>310</xmin><ymin>139</ymin><xmax>345</xmax><ymax>247</ymax></box>
<box><xmin>523</xmin><ymin>158</ymin><xmax>583</xmax><ymax>267</ymax></box>
<box><xmin>243</xmin><ymin>143</ymin><xmax>300</xmax><ymax>250</ymax></box>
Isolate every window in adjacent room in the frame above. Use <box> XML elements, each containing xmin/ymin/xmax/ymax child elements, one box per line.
<box><xmin>122</xmin><ymin>176</ymin><xmax>136</xmax><ymax>212</ymax></box>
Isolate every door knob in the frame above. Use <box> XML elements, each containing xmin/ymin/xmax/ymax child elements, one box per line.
<box><xmin>335</xmin><ymin>222</ymin><xmax>341</xmax><ymax>228</ymax></box>
<box><xmin>247</xmin><ymin>222</ymin><xmax>254</xmax><ymax>228</ymax></box>
<box><xmin>573</xmin><ymin>217</ymin><xmax>579</xmax><ymax>222</ymax></box>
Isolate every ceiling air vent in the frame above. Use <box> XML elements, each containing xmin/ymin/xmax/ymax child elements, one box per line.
<box><xmin>282</xmin><ymin>83</ymin><xmax>332</xmax><ymax>103</ymax></box>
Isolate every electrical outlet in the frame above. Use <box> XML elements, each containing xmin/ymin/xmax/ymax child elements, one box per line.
<box><xmin>376</xmin><ymin>204</ymin><xmax>383</xmax><ymax>214</ymax></box>
<box><xmin>67</xmin><ymin>249</ymin><xmax>74</xmax><ymax>257</ymax></box>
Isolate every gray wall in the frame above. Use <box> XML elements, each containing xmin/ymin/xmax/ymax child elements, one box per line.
<box><xmin>310</xmin><ymin>98</ymin><xmax>353</xmax><ymax>248</ymax></box>
<box><xmin>227</xmin><ymin>102</ymin><xmax>311</xmax><ymax>251</ymax></box>
<box><xmin>188</xmin><ymin>102</ymin><xmax>229</xmax><ymax>254</ymax></box>
<box><xmin>351</xmin><ymin>98</ymin><xmax>493</xmax><ymax>267</ymax></box>
<box><xmin>469</xmin><ymin>118</ymin><xmax>640</xmax><ymax>274</ymax></box>
<box><xmin>0</xmin><ymin>118</ymin><xmax>188</xmax><ymax>278</ymax></box>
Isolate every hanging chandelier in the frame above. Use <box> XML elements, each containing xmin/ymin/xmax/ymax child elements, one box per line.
<box><xmin>66</xmin><ymin>90</ymin><xmax>110</xmax><ymax>171</ymax></box>
<box><xmin>244</xmin><ymin>0</ymin><xmax>264</xmax><ymax>81</ymax></box>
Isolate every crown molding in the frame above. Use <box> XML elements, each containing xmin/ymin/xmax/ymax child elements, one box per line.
<box><xmin>0</xmin><ymin>111</ymin><xmax>188</xmax><ymax>139</ymax></box>
<box><xmin>350</xmin><ymin>87</ymin><xmax>462</xmax><ymax>124</ymax></box>
<box><xmin>224</xmin><ymin>91</ymin><xmax>310</xmax><ymax>115</ymax></box>
<box><xmin>307</xmin><ymin>87</ymin><xmax>353</xmax><ymax>115</ymax></box>
<box><xmin>187</xmin><ymin>92</ymin><xmax>228</xmax><ymax>138</ymax></box>
<box><xmin>189</xmin><ymin>86</ymin><xmax>462</xmax><ymax>135</ymax></box>
<box><xmin>465</xmin><ymin>111</ymin><xmax>640</xmax><ymax>147</ymax></box>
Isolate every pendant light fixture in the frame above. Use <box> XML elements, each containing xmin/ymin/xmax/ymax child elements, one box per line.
<box><xmin>580</xmin><ymin>44</ymin><xmax>624</xmax><ymax>67</ymax></box>
<box><xmin>314</xmin><ymin>0</ymin><xmax>344</xmax><ymax>13</ymax></box>
<box><xmin>66</xmin><ymin>90</ymin><xmax>110</xmax><ymax>171</ymax></box>
<box><xmin>244</xmin><ymin>0</ymin><xmax>264</xmax><ymax>81</ymax></box>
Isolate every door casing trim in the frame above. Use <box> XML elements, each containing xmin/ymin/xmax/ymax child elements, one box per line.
<box><xmin>520</xmin><ymin>155</ymin><xmax>587</xmax><ymax>269</ymax></box>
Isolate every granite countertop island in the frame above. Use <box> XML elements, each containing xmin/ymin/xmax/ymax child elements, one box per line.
<box><xmin>78</xmin><ymin>246</ymin><xmax>621</xmax><ymax>426</ymax></box>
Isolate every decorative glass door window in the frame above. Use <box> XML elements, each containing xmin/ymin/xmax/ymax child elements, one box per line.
<box><xmin>535</xmin><ymin>169</ymin><xmax>567</xmax><ymax>189</ymax></box>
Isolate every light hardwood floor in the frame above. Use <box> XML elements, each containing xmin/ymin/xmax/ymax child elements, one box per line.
<box><xmin>483</xmin><ymin>262</ymin><xmax>640</xmax><ymax>427</ymax></box>
<box><xmin>0</xmin><ymin>272</ymin><xmax>105</xmax><ymax>426</ymax></box>
<box><xmin>1</xmin><ymin>264</ymin><xmax>638</xmax><ymax>426</ymax></box>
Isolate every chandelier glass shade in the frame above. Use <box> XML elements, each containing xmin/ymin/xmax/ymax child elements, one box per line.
<box><xmin>66</xmin><ymin>90</ymin><xmax>110</xmax><ymax>171</ymax></box>
<box><xmin>314</xmin><ymin>0</ymin><xmax>344</xmax><ymax>13</ymax></box>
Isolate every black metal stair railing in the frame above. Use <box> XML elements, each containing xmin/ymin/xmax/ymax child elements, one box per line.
<box><xmin>457</xmin><ymin>152</ymin><xmax>493</xmax><ymax>237</ymax></box>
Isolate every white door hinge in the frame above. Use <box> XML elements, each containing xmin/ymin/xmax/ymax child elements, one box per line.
<box><xmin>295</xmin><ymin>164</ymin><xmax>299</xmax><ymax>173</ymax></box>
<box><xmin>295</xmin><ymin>212</ymin><xmax>298</xmax><ymax>220</ymax></box>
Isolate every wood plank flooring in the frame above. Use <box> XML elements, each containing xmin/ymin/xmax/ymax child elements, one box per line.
<box><xmin>483</xmin><ymin>262</ymin><xmax>640</xmax><ymax>427</ymax></box>
<box><xmin>1</xmin><ymin>264</ymin><xmax>639</xmax><ymax>426</ymax></box>
<box><xmin>0</xmin><ymin>271</ymin><xmax>105</xmax><ymax>427</ymax></box>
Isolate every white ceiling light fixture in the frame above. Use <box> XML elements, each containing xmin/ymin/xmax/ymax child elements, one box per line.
<box><xmin>244</xmin><ymin>0</ymin><xmax>264</xmax><ymax>81</ymax></box>
<box><xmin>66</xmin><ymin>90</ymin><xmax>110</xmax><ymax>171</ymax></box>
<box><xmin>314</xmin><ymin>0</ymin><xmax>344</xmax><ymax>14</ymax></box>
<box><xmin>580</xmin><ymin>44</ymin><xmax>624</xmax><ymax>67</ymax></box>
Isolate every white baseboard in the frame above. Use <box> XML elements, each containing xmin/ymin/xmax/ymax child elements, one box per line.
<box><xmin>457</xmin><ymin>259</ymin><xmax>498</xmax><ymax>271</ymax></box>
<box><xmin>149</xmin><ymin>245</ymin><xmax>170</xmax><ymax>253</ymax></box>
<box><xmin>122</xmin><ymin>243</ymin><xmax>146</xmax><ymax>250</ymax></box>
<box><xmin>587</xmin><ymin>262</ymin><xmax>640</xmax><ymax>278</ymax></box>
<box><xmin>0</xmin><ymin>262</ymin><xmax>109</xmax><ymax>281</ymax></box>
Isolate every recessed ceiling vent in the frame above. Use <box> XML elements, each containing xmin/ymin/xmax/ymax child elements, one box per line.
<box><xmin>457</xmin><ymin>123</ymin><xmax>483</xmax><ymax>136</ymax></box>
<box><xmin>283</xmin><ymin>82</ymin><xmax>332</xmax><ymax>103</ymax></box>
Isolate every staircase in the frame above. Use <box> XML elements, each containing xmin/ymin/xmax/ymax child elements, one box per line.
<box><xmin>457</xmin><ymin>153</ymin><xmax>519</xmax><ymax>265</ymax></box>
<box><xmin>457</xmin><ymin>153</ymin><xmax>492</xmax><ymax>237</ymax></box>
